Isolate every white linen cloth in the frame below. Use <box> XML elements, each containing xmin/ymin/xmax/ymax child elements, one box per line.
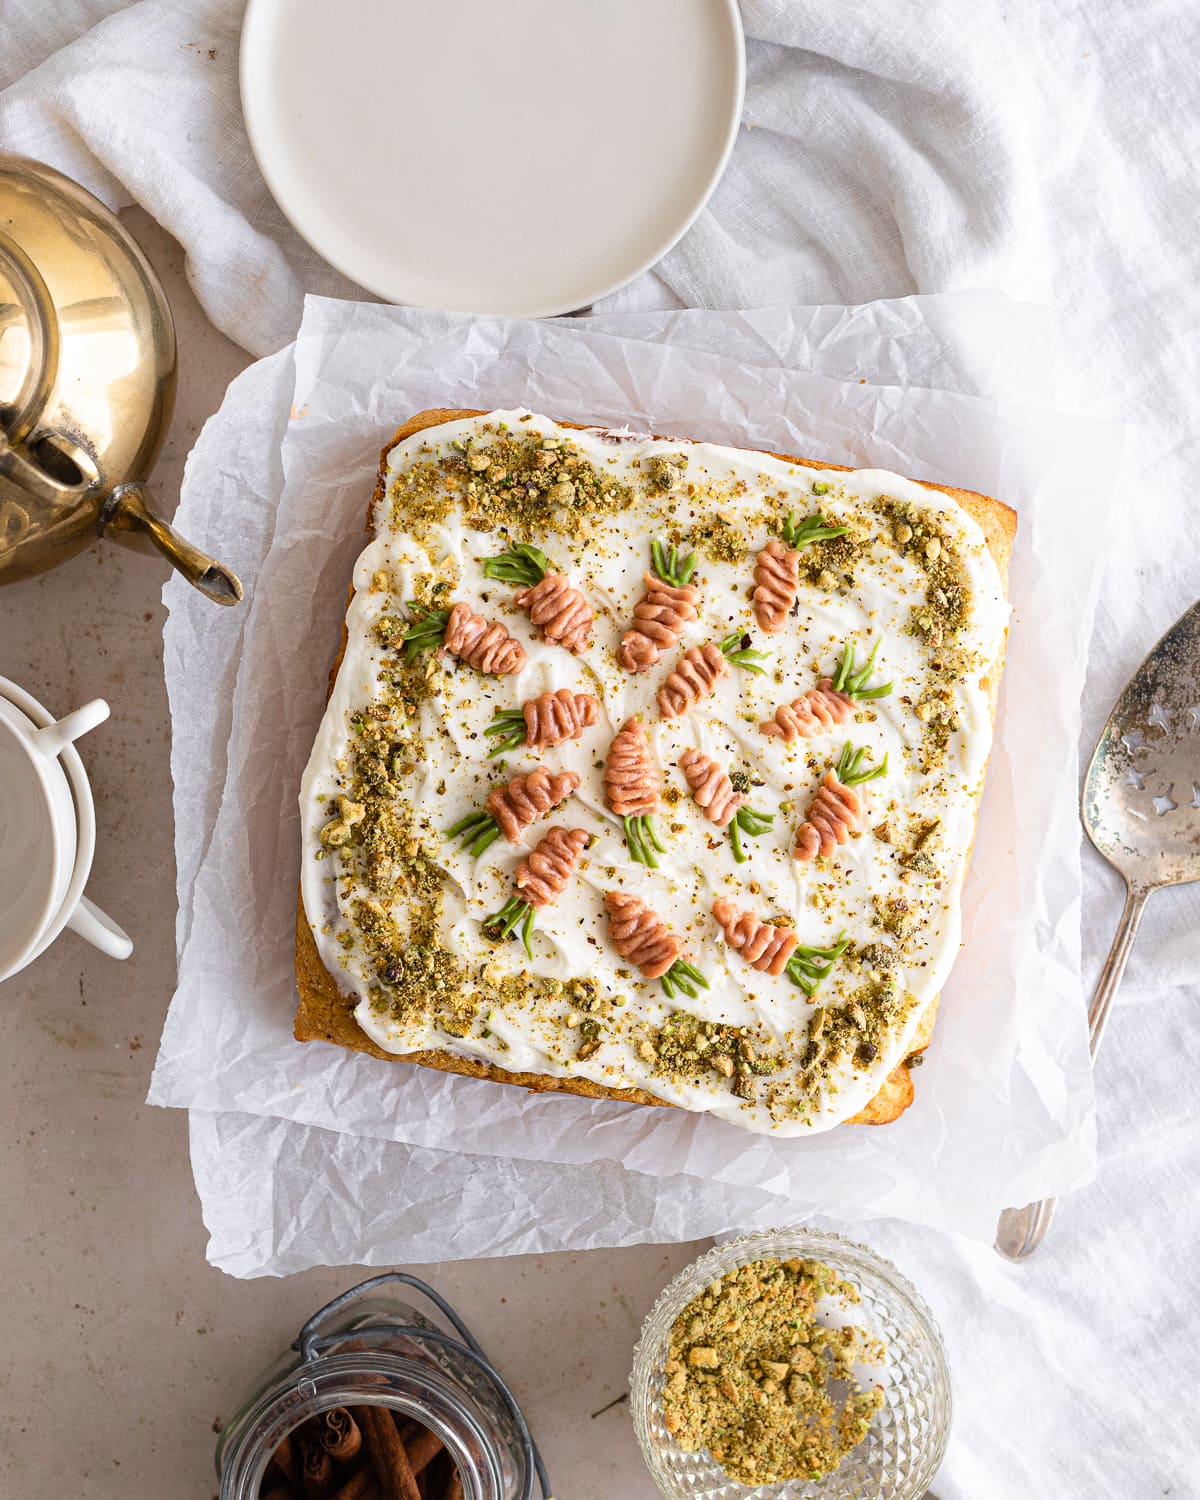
<box><xmin>4</xmin><ymin>3</ymin><xmax>1199</xmax><ymax>1498</ymax></box>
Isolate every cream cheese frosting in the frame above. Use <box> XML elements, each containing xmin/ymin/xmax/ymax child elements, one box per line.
<box><xmin>299</xmin><ymin>410</ymin><xmax>1008</xmax><ymax>1135</ymax></box>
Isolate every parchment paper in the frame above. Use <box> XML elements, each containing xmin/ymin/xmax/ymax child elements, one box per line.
<box><xmin>152</xmin><ymin>293</ymin><xmax>1122</xmax><ymax>1272</ymax></box>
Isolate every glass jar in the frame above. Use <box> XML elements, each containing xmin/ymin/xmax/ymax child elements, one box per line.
<box><xmin>217</xmin><ymin>1273</ymin><xmax>548</xmax><ymax>1500</ymax></box>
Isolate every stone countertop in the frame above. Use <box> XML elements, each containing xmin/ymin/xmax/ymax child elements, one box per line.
<box><xmin>0</xmin><ymin>209</ymin><xmax>701</xmax><ymax>1499</ymax></box>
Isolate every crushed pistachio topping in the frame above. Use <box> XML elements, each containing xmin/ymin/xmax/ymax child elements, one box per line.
<box><xmin>688</xmin><ymin>509</ymin><xmax>751</xmax><ymax>564</ymax></box>
<box><xmin>646</xmin><ymin>452</ymin><xmax>689</xmax><ymax>493</ymax></box>
<box><xmin>878</xmin><ymin>497</ymin><xmax>977</xmax><ymax>669</ymax></box>
<box><xmin>390</xmin><ymin>425</ymin><xmax>632</xmax><ymax>542</ymax></box>
<box><xmin>316</xmin><ymin>650</ymin><xmax>464</xmax><ymax>1022</ymax></box>
<box><xmin>648</xmin><ymin>1011</ymin><xmax>779</xmax><ymax>1100</ymax></box>
<box><xmin>661</xmin><ymin>1257</ymin><xmax>885</xmax><ymax>1484</ymax></box>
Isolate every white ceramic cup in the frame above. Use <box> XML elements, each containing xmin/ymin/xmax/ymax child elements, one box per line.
<box><xmin>0</xmin><ymin>679</ymin><xmax>132</xmax><ymax>980</ymax></box>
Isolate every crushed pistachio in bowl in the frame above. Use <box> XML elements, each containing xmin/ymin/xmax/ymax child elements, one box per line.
<box><xmin>630</xmin><ymin>1228</ymin><xmax>951</xmax><ymax>1500</ymax></box>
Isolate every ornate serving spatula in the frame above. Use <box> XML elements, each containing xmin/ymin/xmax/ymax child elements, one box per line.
<box><xmin>996</xmin><ymin>600</ymin><xmax>1200</xmax><ymax>1260</ymax></box>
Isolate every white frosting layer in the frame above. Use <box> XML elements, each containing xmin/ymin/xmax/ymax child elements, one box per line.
<box><xmin>299</xmin><ymin>411</ymin><xmax>1008</xmax><ymax>1135</ymax></box>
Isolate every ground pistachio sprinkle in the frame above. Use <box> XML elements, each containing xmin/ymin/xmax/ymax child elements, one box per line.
<box><xmin>661</xmin><ymin>1257</ymin><xmax>884</xmax><ymax>1484</ymax></box>
<box><xmin>389</xmin><ymin>424</ymin><xmax>634</xmax><ymax>543</ymax></box>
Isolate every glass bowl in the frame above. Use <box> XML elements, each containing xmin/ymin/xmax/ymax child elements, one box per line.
<box><xmin>630</xmin><ymin>1228</ymin><xmax>951</xmax><ymax>1500</ymax></box>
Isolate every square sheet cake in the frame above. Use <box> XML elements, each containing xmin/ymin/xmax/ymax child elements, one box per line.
<box><xmin>296</xmin><ymin>408</ymin><xmax>1013</xmax><ymax>1136</ymax></box>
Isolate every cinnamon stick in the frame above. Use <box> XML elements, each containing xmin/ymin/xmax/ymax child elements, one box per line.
<box><xmin>271</xmin><ymin>1434</ymin><xmax>303</xmax><ymax>1489</ymax></box>
<box><xmin>352</xmin><ymin>1405</ymin><xmax>421</xmax><ymax>1500</ymax></box>
<box><xmin>300</xmin><ymin>1435</ymin><xmax>336</xmax><ymax>1498</ymax></box>
<box><xmin>444</xmin><ymin>1466</ymin><xmax>464</xmax><ymax>1500</ymax></box>
<box><xmin>401</xmin><ymin>1426</ymin><xmax>443</xmax><ymax>1477</ymax></box>
<box><xmin>417</xmin><ymin>1452</ymin><xmax>453</xmax><ymax>1500</ymax></box>
<box><xmin>330</xmin><ymin>1467</ymin><xmax>380</xmax><ymax>1500</ymax></box>
<box><xmin>262</xmin><ymin>1486</ymin><xmax>298</xmax><ymax>1500</ymax></box>
<box><xmin>319</xmin><ymin>1408</ymin><xmax>363</xmax><ymax>1464</ymax></box>
<box><xmin>386</xmin><ymin>1418</ymin><xmax>448</xmax><ymax>1492</ymax></box>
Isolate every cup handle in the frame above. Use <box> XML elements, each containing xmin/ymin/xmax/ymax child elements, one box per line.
<box><xmin>66</xmin><ymin>896</ymin><xmax>132</xmax><ymax>961</ymax></box>
<box><xmin>33</xmin><ymin>698</ymin><xmax>109</xmax><ymax>757</ymax></box>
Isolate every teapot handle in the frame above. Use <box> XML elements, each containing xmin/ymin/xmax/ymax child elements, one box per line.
<box><xmin>102</xmin><ymin>482</ymin><xmax>243</xmax><ymax>606</ymax></box>
<box><xmin>0</xmin><ymin>428</ymin><xmax>90</xmax><ymax>505</ymax></box>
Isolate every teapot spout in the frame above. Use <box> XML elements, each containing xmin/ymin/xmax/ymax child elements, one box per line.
<box><xmin>102</xmin><ymin>482</ymin><xmax>242</xmax><ymax>605</ymax></box>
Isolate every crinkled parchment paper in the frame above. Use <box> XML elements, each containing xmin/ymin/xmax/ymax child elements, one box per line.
<box><xmin>151</xmin><ymin>293</ymin><xmax>1120</xmax><ymax>1274</ymax></box>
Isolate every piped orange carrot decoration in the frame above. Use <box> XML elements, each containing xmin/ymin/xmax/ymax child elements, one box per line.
<box><xmin>402</xmin><ymin>601</ymin><xmax>526</xmax><ymax>675</ymax></box>
<box><xmin>678</xmin><ymin>748</ymin><xmax>774</xmax><ymax>863</ymax></box>
<box><xmin>485</xmin><ymin>688</ymin><xmax>600</xmax><ymax>757</ymax></box>
<box><xmin>712</xmin><ymin>897</ymin><xmax>849</xmax><ymax>995</ymax></box>
<box><xmin>793</xmin><ymin>742</ymin><xmax>886</xmax><ymax>861</ymax></box>
<box><xmin>657</xmin><ymin>631</ymin><xmax>769</xmax><ymax>720</ymax></box>
<box><xmin>484</xmin><ymin>825</ymin><xmax>590</xmax><ymax>958</ymax></box>
<box><xmin>604</xmin><ymin>716</ymin><xmax>663</xmax><ymax>867</ymax></box>
<box><xmin>445</xmin><ymin>766</ymin><xmax>580</xmax><ymax>856</ymax></box>
<box><xmin>752</xmin><ymin>512</ymin><xmax>847</xmax><ymax>632</ymax></box>
<box><xmin>604</xmin><ymin>890</ymin><xmax>707</xmax><ymax>999</ymax></box>
<box><xmin>480</xmin><ymin>543</ymin><xmax>594</xmax><ymax>653</ymax></box>
<box><xmin>761</xmin><ymin>639</ymin><xmax>892</xmax><ymax>741</ymax></box>
<box><xmin>617</xmin><ymin>539</ymin><xmax>699</xmax><ymax>672</ymax></box>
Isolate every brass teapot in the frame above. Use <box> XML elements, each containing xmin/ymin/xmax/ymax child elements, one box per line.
<box><xmin>0</xmin><ymin>153</ymin><xmax>241</xmax><ymax>604</ymax></box>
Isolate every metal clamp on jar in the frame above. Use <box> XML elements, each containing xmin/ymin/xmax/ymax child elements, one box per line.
<box><xmin>0</xmin><ymin>152</ymin><xmax>241</xmax><ymax>604</ymax></box>
<box><xmin>217</xmin><ymin>1272</ymin><xmax>554</xmax><ymax>1500</ymax></box>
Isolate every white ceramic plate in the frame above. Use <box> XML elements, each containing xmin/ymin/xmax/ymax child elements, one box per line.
<box><xmin>240</xmin><ymin>0</ymin><xmax>744</xmax><ymax>317</ymax></box>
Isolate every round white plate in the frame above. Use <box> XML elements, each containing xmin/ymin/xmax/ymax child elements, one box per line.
<box><xmin>240</xmin><ymin>0</ymin><xmax>744</xmax><ymax>317</ymax></box>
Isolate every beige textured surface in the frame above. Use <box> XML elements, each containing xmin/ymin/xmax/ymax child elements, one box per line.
<box><xmin>0</xmin><ymin>212</ymin><xmax>696</xmax><ymax>1499</ymax></box>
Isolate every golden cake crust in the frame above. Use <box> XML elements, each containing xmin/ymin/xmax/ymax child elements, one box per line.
<box><xmin>294</xmin><ymin>408</ymin><xmax>1015</xmax><ymax>1128</ymax></box>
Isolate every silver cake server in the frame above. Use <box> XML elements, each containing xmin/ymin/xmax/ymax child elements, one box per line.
<box><xmin>996</xmin><ymin>599</ymin><xmax>1200</xmax><ymax>1260</ymax></box>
